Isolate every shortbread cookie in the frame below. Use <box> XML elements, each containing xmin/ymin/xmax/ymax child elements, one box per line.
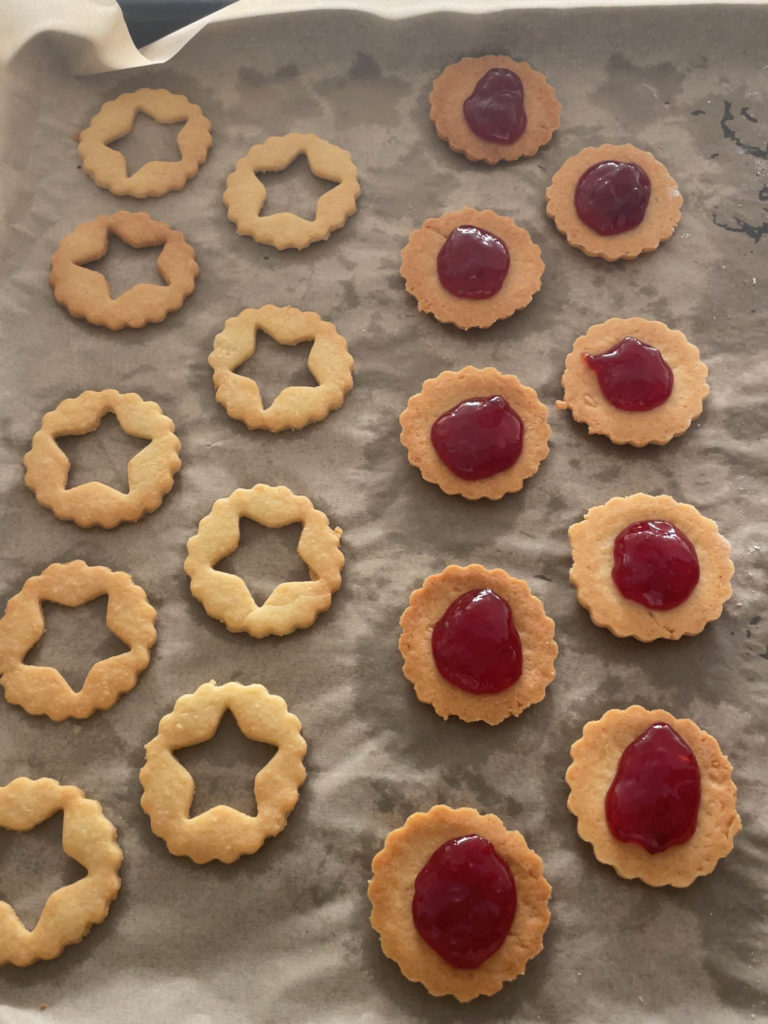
<box><xmin>0</xmin><ymin>777</ymin><xmax>122</xmax><ymax>966</ymax></box>
<box><xmin>50</xmin><ymin>211</ymin><xmax>199</xmax><ymax>329</ymax></box>
<box><xmin>569</xmin><ymin>493</ymin><xmax>733</xmax><ymax>641</ymax></box>
<box><xmin>184</xmin><ymin>484</ymin><xmax>343</xmax><ymax>638</ymax></box>
<box><xmin>77</xmin><ymin>88</ymin><xmax>212</xmax><ymax>198</ymax></box>
<box><xmin>24</xmin><ymin>389</ymin><xmax>181</xmax><ymax>529</ymax></box>
<box><xmin>566</xmin><ymin>706</ymin><xmax>741</xmax><ymax>886</ymax></box>
<box><xmin>209</xmin><ymin>305</ymin><xmax>354</xmax><ymax>431</ymax></box>
<box><xmin>557</xmin><ymin>317</ymin><xmax>709</xmax><ymax>446</ymax></box>
<box><xmin>223</xmin><ymin>133</ymin><xmax>360</xmax><ymax>250</ymax></box>
<box><xmin>368</xmin><ymin>805</ymin><xmax>551</xmax><ymax>1001</ymax></box>
<box><xmin>140</xmin><ymin>681</ymin><xmax>306</xmax><ymax>864</ymax></box>
<box><xmin>400</xmin><ymin>367</ymin><xmax>550</xmax><ymax>499</ymax></box>
<box><xmin>0</xmin><ymin>561</ymin><xmax>156</xmax><ymax>721</ymax></box>
<box><xmin>546</xmin><ymin>143</ymin><xmax>682</xmax><ymax>260</ymax></box>
<box><xmin>429</xmin><ymin>56</ymin><xmax>560</xmax><ymax>164</ymax></box>
<box><xmin>399</xmin><ymin>565</ymin><xmax>557</xmax><ymax>725</ymax></box>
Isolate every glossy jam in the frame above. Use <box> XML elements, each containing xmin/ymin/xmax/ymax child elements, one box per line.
<box><xmin>612</xmin><ymin>519</ymin><xmax>700</xmax><ymax>610</ymax></box>
<box><xmin>431</xmin><ymin>395</ymin><xmax>523</xmax><ymax>480</ymax></box>
<box><xmin>605</xmin><ymin>723</ymin><xmax>701</xmax><ymax>854</ymax></box>
<box><xmin>463</xmin><ymin>68</ymin><xmax>527</xmax><ymax>145</ymax></box>
<box><xmin>412</xmin><ymin>834</ymin><xmax>517</xmax><ymax>968</ymax></box>
<box><xmin>436</xmin><ymin>225</ymin><xmax>510</xmax><ymax>299</ymax></box>
<box><xmin>431</xmin><ymin>588</ymin><xmax>523</xmax><ymax>694</ymax></box>
<box><xmin>584</xmin><ymin>336</ymin><xmax>674</xmax><ymax>412</ymax></box>
<box><xmin>574</xmin><ymin>161</ymin><xmax>651</xmax><ymax>235</ymax></box>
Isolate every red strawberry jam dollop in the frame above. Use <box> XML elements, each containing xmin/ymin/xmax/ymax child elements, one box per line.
<box><xmin>463</xmin><ymin>68</ymin><xmax>527</xmax><ymax>145</ymax></box>
<box><xmin>432</xmin><ymin>588</ymin><xmax>522</xmax><ymax>694</ymax></box>
<box><xmin>574</xmin><ymin>161</ymin><xmax>651</xmax><ymax>236</ymax></box>
<box><xmin>431</xmin><ymin>395</ymin><xmax>523</xmax><ymax>480</ymax></box>
<box><xmin>612</xmin><ymin>519</ymin><xmax>700</xmax><ymax>610</ymax></box>
<box><xmin>605</xmin><ymin>722</ymin><xmax>701</xmax><ymax>854</ymax></box>
<box><xmin>584</xmin><ymin>336</ymin><xmax>674</xmax><ymax>412</ymax></box>
<box><xmin>437</xmin><ymin>226</ymin><xmax>510</xmax><ymax>299</ymax></box>
<box><xmin>412</xmin><ymin>833</ymin><xmax>517</xmax><ymax>968</ymax></box>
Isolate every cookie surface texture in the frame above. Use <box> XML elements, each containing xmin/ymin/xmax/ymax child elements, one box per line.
<box><xmin>139</xmin><ymin>681</ymin><xmax>307</xmax><ymax>864</ymax></box>
<box><xmin>546</xmin><ymin>143</ymin><xmax>682</xmax><ymax>260</ymax></box>
<box><xmin>399</xmin><ymin>565</ymin><xmax>557</xmax><ymax>724</ymax></box>
<box><xmin>209</xmin><ymin>305</ymin><xmax>354</xmax><ymax>431</ymax></box>
<box><xmin>77</xmin><ymin>88</ymin><xmax>212</xmax><ymax>198</ymax></box>
<box><xmin>0</xmin><ymin>561</ymin><xmax>156</xmax><ymax>720</ymax></box>
<box><xmin>557</xmin><ymin>317</ymin><xmax>709</xmax><ymax>445</ymax></box>
<box><xmin>569</xmin><ymin>493</ymin><xmax>734</xmax><ymax>641</ymax></box>
<box><xmin>400</xmin><ymin>208</ymin><xmax>544</xmax><ymax>329</ymax></box>
<box><xmin>24</xmin><ymin>389</ymin><xmax>181</xmax><ymax>529</ymax></box>
<box><xmin>184</xmin><ymin>484</ymin><xmax>343</xmax><ymax>638</ymax></box>
<box><xmin>368</xmin><ymin>805</ymin><xmax>551</xmax><ymax>1001</ymax></box>
<box><xmin>399</xmin><ymin>366</ymin><xmax>550</xmax><ymax>499</ymax></box>
<box><xmin>223</xmin><ymin>133</ymin><xmax>360</xmax><ymax>250</ymax></box>
<box><xmin>0</xmin><ymin>777</ymin><xmax>122</xmax><ymax>966</ymax></box>
<box><xmin>49</xmin><ymin>211</ymin><xmax>199</xmax><ymax>329</ymax></box>
<box><xmin>566</xmin><ymin>706</ymin><xmax>741</xmax><ymax>886</ymax></box>
<box><xmin>430</xmin><ymin>55</ymin><xmax>560</xmax><ymax>164</ymax></box>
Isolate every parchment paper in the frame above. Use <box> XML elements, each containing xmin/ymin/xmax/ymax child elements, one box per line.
<box><xmin>0</xmin><ymin>6</ymin><xmax>766</xmax><ymax>1023</ymax></box>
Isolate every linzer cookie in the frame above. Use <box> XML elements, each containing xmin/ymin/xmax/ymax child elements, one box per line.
<box><xmin>566</xmin><ymin>706</ymin><xmax>741</xmax><ymax>887</ymax></box>
<box><xmin>430</xmin><ymin>56</ymin><xmax>560</xmax><ymax>164</ymax></box>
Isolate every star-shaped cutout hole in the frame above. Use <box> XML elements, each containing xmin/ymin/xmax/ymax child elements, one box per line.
<box><xmin>259</xmin><ymin>153</ymin><xmax>338</xmax><ymax>220</ymax></box>
<box><xmin>234</xmin><ymin>330</ymin><xmax>317</xmax><ymax>408</ymax></box>
<box><xmin>81</xmin><ymin>234</ymin><xmax>165</xmax><ymax>299</ymax></box>
<box><xmin>56</xmin><ymin>412</ymin><xmax>149</xmax><ymax>492</ymax></box>
<box><xmin>215</xmin><ymin>518</ymin><xmax>311</xmax><ymax>605</ymax></box>
<box><xmin>108</xmin><ymin>111</ymin><xmax>184</xmax><ymax>177</ymax></box>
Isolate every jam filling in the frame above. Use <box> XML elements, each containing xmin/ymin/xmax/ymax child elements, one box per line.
<box><xmin>605</xmin><ymin>723</ymin><xmax>701</xmax><ymax>854</ymax></box>
<box><xmin>436</xmin><ymin>226</ymin><xmax>510</xmax><ymax>299</ymax></box>
<box><xmin>584</xmin><ymin>336</ymin><xmax>674</xmax><ymax>412</ymax></box>
<box><xmin>431</xmin><ymin>395</ymin><xmax>523</xmax><ymax>480</ymax></box>
<box><xmin>463</xmin><ymin>68</ymin><xmax>527</xmax><ymax>145</ymax></box>
<box><xmin>612</xmin><ymin>519</ymin><xmax>700</xmax><ymax>610</ymax></box>
<box><xmin>431</xmin><ymin>588</ymin><xmax>523</xmax><ymax>694</ymax></box>
<box><xmin>574</xmin><ymin>161</ymin><xmax>651</xmax><ymax>236</ymax></box>
<box><xmin>412</xmin><ymin>833</ymin><xmax>517</xmax><ymax>969</ymax></box>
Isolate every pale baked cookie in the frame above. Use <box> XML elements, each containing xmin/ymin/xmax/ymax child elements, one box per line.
<box><xmin>569</xmin><ymin>493</ymin><xmax>733</xmax><ymax>641</ymax></box>
<box><xmin>429</xmin><ymin>55</ymin><xmax>560</xmax><ymax>164</ymax></box>
<box><xmin>566</xmin><ymin>706</ymin><xmax>741</xmax><ymax>887</ymax></box>
<box><xmin>184</xmin><ymin>484</ymin><xmax>343</xmax><ymax>638</ymax></box>
<box><xmin>24</xmin><ymin>389</ymin><xmax>181</xmax><ymax>529</ymax></box>
<box><xmin>368</xmin><ymin>805</ymin><xmax>551</xmax><ymax>1001</ymax></box>
<box><xmin>209</xmin><ymin>305</ymin><xmax>354</xmax><ymax>432</ymax></box>
<box><xmin>557</xmin><ymin>317</ymin><xmax>709</xmax><ymax>446</ymax></box>
<box><xmin>140</xmin><ymin>681</ymin><xmax>306</xmax><ymax>864</ymax></box>
<box><xmin>546</xmin><ymin>143</ymin><xmax>682</xmax><ymax>260</ymax></box>
<box><xmin>0</xmin><ymin>561</ymin><xmax>156</xmax><ymax>721</ymax></box>
<box><xmin>399</xmin><ymin>367</ymin><xmax>550</xmax><ymax>500</ymax></box>
<box><xmin>50</xmin><ymin>211</ymin><xmax>199</xmax><ymax>329</ymax></box>
<box><xmin>77</xmin><ymin>88</ymin><xmax>212</xmax><ymax>198</ymax></box>
<box><xmin>223</xmin><ymin>133</ymin><xmax>360</xmax><ymax>250</ymax></box>
<box><xmin>401</xmin><ymin>208</ymin><xmax>544</xmax><ymax>330</ymax></box>
<box><xmin>0</xmin><ymin>777</ymin><xmax>122</xmax><ymax>966</ymax></box>
<box><xmin>399</xmin><ymin>565</ymin><xmax>557</xmax><ymax>725</ymax></box>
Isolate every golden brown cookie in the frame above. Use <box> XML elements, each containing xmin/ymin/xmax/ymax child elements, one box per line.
<box><xmin>140</xmin><ymin>681</ymin><xmax>306</xmax><ymax>864</ymax></box>
<box><xmin>429</xmin><ymin>55</ymin><xmax>560</xmax><ymax>164</ymax></box>
<box><xmin>24</xmin><ymin>389</ymin><xmax>181</xmax><ymax>529</ymax></box>
<box><xmin>209</xmin><ymin>305</ymin><xmax>354</xmax><ymax>431</ymax></box>
<box><xmin>556</xmin><ymin>317</ymin><xmax>709</xmax><ymax>446</ymax></box>
<box><xmin>77</xmin><ymin>88</ymin><xmax>212</xmax><ymax>198</ymax></box>
<box><xmin>49</xmin><ymin>211</ymin><xmax>199</xmax><ymax>329</ymax></box>
<box><xmin>566</xmin><ymin>706</ymin><xmax>741</xmax><ymax>887</ymax></box>
<box><xmin>0</xmin><ymin>561</ymin><xmax>156</xmax><ymax>721</ymax></box>
<box><xmin>545</xmin><ymin>143</ymin><xmax>682</xmax><ymax>260</ymax></box>
<box><xmin>399</xmin><ymin>565</ymin><xmax>557</xmax><ymax>725</ymax></box>
<box><xmin>0</xmin><ymin>777</ymin><xmax>122</xmax><ymax>966</ymax></box>
<box><xmin>368</xmin><ymin>805</ymin><xmax>551</xmax><ymax>1001</ymax></box>
<box><xmin>399</xmin><ymin>367</ymin><xmax>550</xmax><ymax>500</ymax></box>
<box><xmin>569</xmin><ymin>493</ymin><xmax>733</xmax><ymax>641</ymax></box>
<box><xmin>401</xmin><ymin>208</ymin><xmax>544</xmax><ymax>330</ymax></box>
<box><xmin>223</xmin><ymin>133</ymin><xmax>360</xmax><ymax>250</ymax></box>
